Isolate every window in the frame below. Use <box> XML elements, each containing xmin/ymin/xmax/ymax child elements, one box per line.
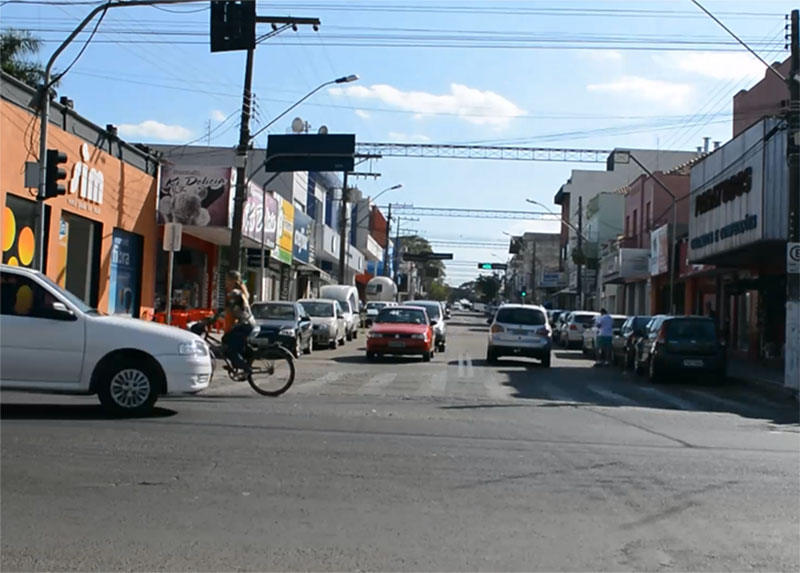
<box><xmin>0</xmin><ymin>272</ymin><xmax>60</xmax><ymax>319</ymax></box>
<box><xmin>632</xmin><ymin>209</ymin><xmax>638</xmax><ymax>237</ymax></box>
<box><xmin>301</xmin><ymin>301</ymin><xmax>335</xmax><ymax>317</ymax></box>
<box><xmin>376</xmin><ymin>308</ymin><xmax>427</xmax><ymax>324</ymax></box>
<box><xmin>645</xmin><ymin>201</ymin><xmax>651</xmax><ymax>230</ymax></box>
<box><xmin>496</xmin><ymin>307</ymin><xmax>546</xmax><ymax>325</ymax></box>
<box><xmin>625</xmin><ymin>215</ymin><xmax>630</xmax><ymax>237</ymax></box>
<box><xmin>251</xmin><ymin>303</ymin><xmax>296</xmax><ymax>320</ymax></box>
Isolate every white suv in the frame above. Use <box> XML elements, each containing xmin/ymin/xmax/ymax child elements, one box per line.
<box><xmin>486</xmin><ymin>304</ymin><xmax>552</xmax><ymax>367</ymax></box>
<box><xmin>0</xmin><ymin>265</ymin><xmax>212</xmax><ymax>415</ymax></box>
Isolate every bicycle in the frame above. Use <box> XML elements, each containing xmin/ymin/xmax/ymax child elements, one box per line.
<box><xmin>189</xmin><ymin>315</ymin><xmax>295</xmax><ymax>396</ymax></box>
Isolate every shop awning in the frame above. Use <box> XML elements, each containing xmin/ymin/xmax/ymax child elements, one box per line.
<box><xmin>296</xmin><ymin>262</ymin><xmax>332</xmax><ymax>283</ymax></box>
<box><xmin>181</xmin><ymin>225</ymin><xmax>275</xmax><ymax>250</ymax></box>
<box><xmin>554</xmin><ymin>287</ymin><xmax>577</xmax><ymax>295</ymax></box>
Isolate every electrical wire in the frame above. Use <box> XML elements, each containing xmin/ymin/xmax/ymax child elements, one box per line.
<box><xmin>49</xmin><ymin>1</ymin><xmax>109</xmax><ymax>86</ymax></box>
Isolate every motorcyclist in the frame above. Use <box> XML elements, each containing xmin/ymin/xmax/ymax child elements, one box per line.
<box><xmin>222</xmin><ymin>270</ymin><xmax>256</xmax><ymax>376</ymax></box>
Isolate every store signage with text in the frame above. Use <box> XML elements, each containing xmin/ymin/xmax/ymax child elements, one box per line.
<box><xmin>694</xmin><ymin>166</ymin><xmax>752</xmax><ymax>216</ymax></box>
<box><xmin>67</xmin><ymin>143</ymin><xmax>103</xmax><ymax>214</ymax></box>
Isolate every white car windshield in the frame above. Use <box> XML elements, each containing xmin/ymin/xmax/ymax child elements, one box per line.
<box><xmin>37</xmin><ymin>272</ymin><xmax>99</xmax><ymax>314</ymax></box>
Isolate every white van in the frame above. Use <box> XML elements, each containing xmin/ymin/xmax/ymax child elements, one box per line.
<box><xmin>319</xmin><ymin>285</ymin><xmax>360</xmax><ymax>340</ymax></box>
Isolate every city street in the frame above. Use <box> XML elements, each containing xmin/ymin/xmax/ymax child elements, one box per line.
<box><xmin>2</xmin><ymin>311</ymin><xmax>799</xmax><ymax>572</ymax></box>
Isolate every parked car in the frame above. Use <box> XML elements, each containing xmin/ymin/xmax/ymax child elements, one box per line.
<box><xmin>366</xmin><ymin>305</ymin><xmax>435</xmax><ymax>361</ymax></box>
<box><xmin>251</xmin><ymin>301</ymin><xmax>313</xmax><ymax>358</ymax></box>
<box><xmin>319</xmin><ymin>285</ymin><xmax>360</xmax><ymax>340</ymax></box>
<box><xmin>298</xmin><ymin>298</ymin><xmax>346</xmax><ymax>349</ymax></box>
<box><xmin>635</xmin><ymin>316</ymin><xmax>726</xmax><ymax>382</ymax></box>
<box><xmin>453</xmin><ymin>302</ymin><xmax>463</xmax><ymax>311</ymax></box>
<box><xmin>364</xmin><ymin>301</ymin><xmax>395</xmax><ymax>328</ymax></box>
<box><xmin>632</xmin><ymin>314</ymin><xmax>668</xmax><ymax>371</ymax></box>
<box><xmin>582</xmin><ymin>314</ymin><xmax>627</xmax><ymax>355</ymax></box>
<box><xmin>411</xmin><ymin>300</ymin><xmax>448</xmax><ymax>352</ymax></box>
<box><xmin>0</xmin><ymin>265</ymin><xmax>212</xmax><ymax>415</ymax></box>
<box><xmin>552</xmin><ymin>311</ymin><xmax>569</xmax><ymax>344</ymax></box>
<box><xmin>486</xmin><ymin>304</ymin><xmax>552</xmax><ymax>367</ymax></box>
<box><xmin>612</xmin><ymin>315</ymin><xmax>652</xmax><ymax>368</ymax></box>
<box><xmin>548</xmin><ymin>309</ymin><xmax>564</xmax><ymax>330</ymax></box>
<box><xmin>559</xmin><ymin>311</ymin><xmax>599</xmax><ymax>349</ymax></box>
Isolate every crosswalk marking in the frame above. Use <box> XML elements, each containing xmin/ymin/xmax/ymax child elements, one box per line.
<box><xmin>683</xmin><ymin>388</ymin><xmax>762</xmax><ymax>416</ymax></box>
<box><xmin>457</xmin><ymin>353</ymin><xmax>475</xmax><ymax>378</ymax></box>
<box><xmin>587</xmin><ymin>386</ymin><xmax>638</xmax><ymax>407</ymax></box>
<box><xmin>636</xmin><ymin>385</ymin><xmax>699</xmax><ymax>411</ymax></box>
<box><xmin>362</xmin><ymin>372</ymin><xmax>398</xmax><ymax>393</ymax></box>
<box><xmin>293</xmin><ymin>370</ymin><xmax>345</xmax><ymax>393</ymax></box>
<box><xmin>420</xmin><ymin>370</ymin><xmax>448</xmax><ymax>396</ymax></box>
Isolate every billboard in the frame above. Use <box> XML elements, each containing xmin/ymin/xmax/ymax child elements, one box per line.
<box><xmin>158</xmin><ymin>165</ymin><xmax>232</xmax><ymax>226</ymax></box>
<box><xmin>649</xmin><ymin>224</ymin><xmax>669</xmax><ymax>276</ymax></box>
<box><xmin>242</xmin><ymin>183</ymin><xmax>278</xmax><ymax>247</ymax></box>
<box><xmin>272</xmin><ymin>196</ymin><xmax>294</xmax><ymax>265</ymax></box>
<box><xmin>293</xmin><ymin>210</ymin><xmax>313</xmax><ymax>264</ymax></box>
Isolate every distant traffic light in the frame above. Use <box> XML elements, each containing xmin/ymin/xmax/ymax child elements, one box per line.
<box><xmin>43</xmin><ymin>149</ymin><xmax>68</xmax><ymax>200</ymax></box>
<box><xmin>520</xmin><ymin>289</ymin><xmax>527</xmax><ymax>298</ymax></box>
<box><xmin>477</xmin><ymin>262</ymin><xmax>508</xmax><ymax>270</ymax></box>
<box><xmin>478</xmin><ymin>263</ymin><xmax>493</xmax><ymax>270</ymax></box>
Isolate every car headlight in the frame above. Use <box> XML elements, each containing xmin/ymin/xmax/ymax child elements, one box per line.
<box><xmin>368</xmin><ymin>332</ymin><xmax>384</xmax><ymax>339</ymax></box>
<box><xmin>279</xmin><ymin>328</ymin><xmax>296</xmax><ymax>337</ymax></box>
<box><xmin>410</xmin><ymin>333</ymin><xmax>426</xmax><ymax>340</ymax></box>
<box><xmin>178</xmin><ymin>340</ymin><xmax>208</xmax><ymax>356</ymax></box>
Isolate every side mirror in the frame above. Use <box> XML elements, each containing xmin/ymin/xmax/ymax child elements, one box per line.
<box><xmin>50</xmin><ymin>301</ymin><xmax>77</xmax><ymax>321</ymax></box>
<box><xmin>431</xmin><ymin>319</ymin><xmax>438</xmax><ymax>326</ymax></box>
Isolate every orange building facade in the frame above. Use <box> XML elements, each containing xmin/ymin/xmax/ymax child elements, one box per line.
<box><xmin>1</xmin><ymin>72</ymin><xmax>160</xmax><ymax>319</ymax></box>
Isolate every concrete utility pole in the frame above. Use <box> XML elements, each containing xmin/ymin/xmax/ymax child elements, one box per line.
<box><xmin>577</xmin><ymin>196</ymin><xmax>583</xmax><ymax>310</ymax></box>
<box><xmin>786</xmin><ymin>9</ymin><xmax>800</xmax><ymax>392</ymax></box>
<box><xmin>337</xmin><ymin>172</ymin><xmax>350</xmax><ymax>283</ymax></box>
<box><xmin>531</xmin><ymin>240</ymin><xmax>537</xmax><ymax>304</ymax></box>
<box><xmin>384</xmin><ymin>203</ymin><xmax>392</xmax><ymax>276</ymax></box>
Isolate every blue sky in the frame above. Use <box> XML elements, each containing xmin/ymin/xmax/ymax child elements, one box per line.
<box><xmin>2</xmin><ymin>0</ymin><xmax>795</xmax><ymax>285</ymax></box>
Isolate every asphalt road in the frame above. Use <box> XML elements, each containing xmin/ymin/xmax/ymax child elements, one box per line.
<box><xmin>2</xmin><ymin>311</ymin><xmax>799</xmax><ymax>572</ymax></box>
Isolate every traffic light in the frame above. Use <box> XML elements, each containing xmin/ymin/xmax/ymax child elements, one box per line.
<box><xmin>520</xmin><ymin>289</ymin><xmax>527</xmax><ymax>298</ymax></box>
<box><xmin>44</xmin><ymin>149</ymin><xmax>68</xmax><ymax>200</ymax></box>
<box><xmin>478</xmin><ymin>263</ymin><xmax>492</xmax><ymax>270</ymax></box>
<box><xmin>210</xmin><ymin>0</ymin><xmax>256</xmax><ymax>53</ymax></box>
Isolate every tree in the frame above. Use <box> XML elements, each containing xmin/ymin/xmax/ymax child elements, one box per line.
<box><xmin>427</xmin><ymin>280</ymin><xmax>450</xmax><ymax>301</ymax></box>
<box><xmin>475</xmin><ymin>273</ymin><xmax>502</xmax><ymax>303</ymax></box>
<box><xmin>1</xmin><ymin>29</ymin><xmax>48</xmax><ymax>88</ymax></box>
<box><xmin>397</xmin><ymin>234</ymin><xmax>445</xmax><ymax>295</ymax></box>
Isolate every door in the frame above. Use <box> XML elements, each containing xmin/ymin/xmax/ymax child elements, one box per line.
<box><xmin>61</xmin><ymin>212</ymin><xmax>101</xmax><ymax>307</ymax></box>
<box><xmin>0</xmin><ymin>271</ymin><xmax>85</xmax><ymax>385</ymax></box>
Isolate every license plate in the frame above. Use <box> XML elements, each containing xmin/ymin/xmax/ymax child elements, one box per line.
<box><xmin>683</xmin><ymin>359</ymin><xmax>703</xmax><ymax>367</ymax></box>
<box><xmin>511</xmin><ymin>329</ymin><xmax>527</xmax><ymax>335</ymax></box>
<box><xmin>388</xmin><ymin>341</ymin><xmax>406</xmax><ymax>348</ymax></box>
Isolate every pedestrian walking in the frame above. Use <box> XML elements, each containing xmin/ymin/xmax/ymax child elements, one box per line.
<box><xmin>594</xmin><ymin>308</ymin><xmax>613</xmax><ymax>366</ymax></box>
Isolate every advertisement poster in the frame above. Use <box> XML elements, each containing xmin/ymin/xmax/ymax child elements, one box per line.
<box><xmin>158</xmin><ymin>165</ymin><xmax>232</xmax><ymax>226</ymax></box>
<box><xmin>2</xmin><ymin>195</ymin><xmax>38</xmax><ymax>268</ymax></box>
<box><xmin>108</xmin><ymin>229</ymin><xmax>143</xmax><ymax>317</ymax></box>
<box><xmin>293</xmin><ymin>210</ymin><xmax>312</xmax><ymax>264</ymax></box>
<box><xmin>242</xmin><ymin>183</ymin><xmax>278</xmax><ymax>247</ymax></box>
<box><xmin>271</xmin><ymin>196</ymin><xmax>294</xmax><ymax>265</ymax></box>
<box><xmin>649</xmin><ymin>224</ymin><xmax>669</xmax><ymax>276</ymax></box>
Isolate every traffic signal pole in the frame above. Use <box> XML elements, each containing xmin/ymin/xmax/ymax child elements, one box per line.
<box><xmin>786</xmin><ymin>9</ymin><xmax>800</xmax><ymax>393</ymax></box>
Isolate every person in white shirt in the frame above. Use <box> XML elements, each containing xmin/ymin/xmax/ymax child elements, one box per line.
<box><xmin>594</xmin><ymin>308</ymin><xmax>614</xmax><ymax>366</ymax></box>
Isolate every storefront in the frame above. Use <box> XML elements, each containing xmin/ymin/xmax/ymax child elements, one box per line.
<box><xmin>1</xmin><ymin>73</ymin><xmax>159</xmax><ymax>317</ymax></box>
<box><xmin>688</xmin><ymin>117</ymin><xmax>788</xmax><ymax>363</ymax></box>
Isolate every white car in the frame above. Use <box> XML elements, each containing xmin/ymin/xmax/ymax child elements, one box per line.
<box><xmin>486</xmin><ymin>304</ymin><xmax>552</xmax><ymax>367</ymax></box>
<box><xmin>560</xmin><ymin>311</ymin><xmax>600</xmax><ymax>349</ymax></box>
<box><xmin>0</xmin><ymin>265</ymin><xmax>212</xmax><ymax>415</ymax></box>
<box><xmin>582</xmin><ymin>314</ymin><xmax>627</xmax><ymax>355</ymax></box>
<box><xmin>364</xmin><ymin>301</ymin><xmax>395</xmax><ymax>327</ymax></box>
<box><xmin>298</xmin><ymin>298</ymin><xmax>347</xmax><ymax>349</ymax></box>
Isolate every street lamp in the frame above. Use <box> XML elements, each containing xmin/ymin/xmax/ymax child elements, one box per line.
<box><xmin>525</xmin><ymin>198</ymin><xmax>589</xmax><ymax>241</ymax></box>
<box><xmin>250</xmin><ymin>74</ymin><xmax>359</xmax><ymax>140</ymax></box>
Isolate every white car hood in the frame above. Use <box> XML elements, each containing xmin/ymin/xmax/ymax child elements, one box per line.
<box><xmin>311</xmin><ymin>317</ymin><xmax>337</xmax><ymax>327</ymax></box>
<box><xmin>87</xmin><ymin>314</ymin><xmax>201</xmax><ymax>349</ymax></box>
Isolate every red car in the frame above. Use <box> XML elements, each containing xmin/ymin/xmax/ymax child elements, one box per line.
<box><xmin>366</xmin><ymin>305</ymin><xmax>435</xmax><ymax>361</ymax></box>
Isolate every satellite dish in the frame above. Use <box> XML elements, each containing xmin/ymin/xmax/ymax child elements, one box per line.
<box><xmin>291</xmin><ymin>117</ymin><xmax>305</xmax><ymax>133</ymax></box>
<box><xmin>318</xmin><ymin>125</ymin><xmax>329</xmax><ymax>135</ymax></box>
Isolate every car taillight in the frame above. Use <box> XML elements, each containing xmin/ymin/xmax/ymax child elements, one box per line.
<box><xmin>536</xmin><ymin>327</ymin><xmax>550</xmax><ymax>337</ymax></box>
<box><xmin>490</xmin><ymin>324</ymin><xmax>504</xmax><ymax>334</ymax></box>
<box><xmin>569</xmin><ymin>324</ymin><xmax>578</xmax><ymax>330</ymax></box>
<box><xmin>657</xmin><ymin>324</ymin><xmax>667</xmax><ymax>343</ymax></box>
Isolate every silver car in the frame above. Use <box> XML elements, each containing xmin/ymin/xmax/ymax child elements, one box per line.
<box><xmin>409</xmin><ymin>300</ymin><xmax>447</xmax><ymax>352</ymax></box>
<box><xmin>298</xmin><ymin>299</ymin><xmax>346</xmax><ymax>349</ymax></box>
<box><xmin>486</xmin><ymin>304</ymin><xmax>552</xmax><ymax>367</ymax></box>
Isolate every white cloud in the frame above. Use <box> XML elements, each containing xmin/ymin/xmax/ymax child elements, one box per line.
<box><xmin>583</xmin><ymin>50</ymin><xmax>623</xmax><ymax>63</ymax></box>
<box><xmin>586</xmin><ymin>76</ymin><xmax>694</xmax><ymax>109</ymax></box>
<box><xmin>656</xmin><ymin>51</ymin><xmax>767</xmax><ymax>81</ymax></box>
<box><xmin>118</xmin><ymin>120</ymin><xmax>193</xmax><ymax>142</ymax></box>
<box><xmin>355</xmin><ymin>109</ymin><xmax>371</xmax><ymax>119</ymax></box>
<box><xmin>210</xmin><ymin>109</ymin><xmax>228</xmax><ymax>122</ymax></box>
<box><xmin>387</xmin><ymin>132</ymin><xmax>431</xmax><ymax>143</ymax></box>
<box><xmin>329</xmin><ymin>82</ymin><xmax>525</xmax><ymax>127</ymax></box>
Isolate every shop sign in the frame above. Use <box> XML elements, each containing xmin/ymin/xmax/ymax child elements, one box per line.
<box><xmin>649</xmin><ymin>224</ymin><xmax>669</xmax><ymax>276</ymax></box>
<box><xmin>242</xmin><ymin>183</ymin><xmax>278</xmax><ymax>247</ymax></box>
<box><xmin>539</xmin><ymin>272</ymin><xmax>566</xmax><ymax>288</ymax></box>
<box><xmin>109</xmin><ymin>229</ymin><xmax>142</xmax><ymax>317</ymax></box>
<box><xmin>689</xmin><ymin>124</ymin><xmax>765</xmax><ymax>261</ymax></box>
<box><xmin>271</xmin><ymin>196</ymin><xmax>294</xmax><ymax>265</ymax></box>
<box><xmin>618</xmin><ymin>248</ymin><xmax>649</xmax><ymax>279</ymax></box>
<box><xmin>293</xmin><ymin>210</ymin><xmax>312</xmax><ymax>264</ymax></box>
<box><xmin>158</xmin><ymin>165</ymin><xmax>232</xmax><ymax>226</ymax></box>
<box><xmin>67</xmin><ymin>143</ymin><xmax>103</xmax><ymax>214</ymax></box>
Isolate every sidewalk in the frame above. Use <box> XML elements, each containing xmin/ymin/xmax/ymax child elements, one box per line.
<box><xmin>727</xmin><ymin>359</ymin><xmax>798</xmax><ymax>401</ymax></box>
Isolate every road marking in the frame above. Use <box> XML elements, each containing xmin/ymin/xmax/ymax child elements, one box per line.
<box><xmin>683</xmin><ymin>388</ymin><xmax>762</xmax><ymax>416</ymax></box>
<box><xmin>586</xmin><ymin>385</ymin><xmax>638</xmax><ymax>407</ymax></box>
<box><xmin>420</xmin><ymin>370</ymin><xmax>448</xmax><ymax>396</ymax></box>
<box><xmin>362</xmin><ymin>372</ymin><xmax>398</xmax><ymax>393</ymax></box>
<box><xmin>636</xmin><ymin>385</ymin><xmax>699</xmax><ymax>411</ymax></box>
<box><xmin>458</xmin><ymin>353</ymin><xmax>475</xmax><ymax>378</ymax></box>
<box><xmin>293</xmin><ymin>371</ymin><xmax>344</xmax><ymax>393</ymax></box>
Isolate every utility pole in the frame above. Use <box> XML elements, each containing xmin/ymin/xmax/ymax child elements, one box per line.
<box><xmin>384</xmin><ymin>203</ymin><xmax>392</xmax><ymax>276</ymax></box>
<box><xmin>786</xmin><ymin>9</ymin><xmax>800</xmax><ymax>392</ymax></box>
<box><xmin>577</xmin><ymin>196</ymin><xmax>583</xmax><ymax>310</ymax></box>
<box><xmin>337</xmin><ymin>172</ymin><xmax>350</xmax><ymax>283</ymax></box>
<box><xmin>531</xmin><ymin>240</ymin><xmax>537</xmax><ymax>304</ymax></box>
<box><xmin>393</xmin><ymin>217</ymin><xmax>402</xmax><ymax>280</ymax></box>
<box><xmin>226</xmin><ymin>15</ymin><xmax>320</xmax><ymax>273</ymax></box>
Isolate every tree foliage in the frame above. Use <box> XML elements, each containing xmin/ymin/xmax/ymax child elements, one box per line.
<box><xmin>397</xmin><ymin>234</ymin><xmax>445</xmax><ymax>295</ymax></box>
<box><xmin>427</xmin><ymin>280</ymin><xmax>450</xmax><ymax>301</ymax></box>
<box><xmin>475</xmin><ymin>273</ymin><xmax>502</xmax><ymax>303</ymax></box>
<box><xmin>1</xmin><ymin>29</ymin><xmax>47</xmax><ymax>88</ymax></box>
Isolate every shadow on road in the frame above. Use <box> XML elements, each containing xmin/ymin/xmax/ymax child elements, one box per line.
<box><xmin>554</xmin><ymin>351</ymin><xmax>591</xmax><ymax>361</ymax></box>
<box><xmin>493</xmin><ymin>365</ymin><xmax>799</xmax><ymax>425</ymax></box>
<box><xmin>331</xmin><ymin>354</ymin><xmax>426</xmax><ymax>365</ymax></box>
<box><xmin>446</xmin><ymin>357</ymin><xmax>544</xmax><ymax>369</ymax></box>
<box><xmin>0</xmin><ymin>403</ymin><xmax>177</xmax><ymax>420</ymax></box>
